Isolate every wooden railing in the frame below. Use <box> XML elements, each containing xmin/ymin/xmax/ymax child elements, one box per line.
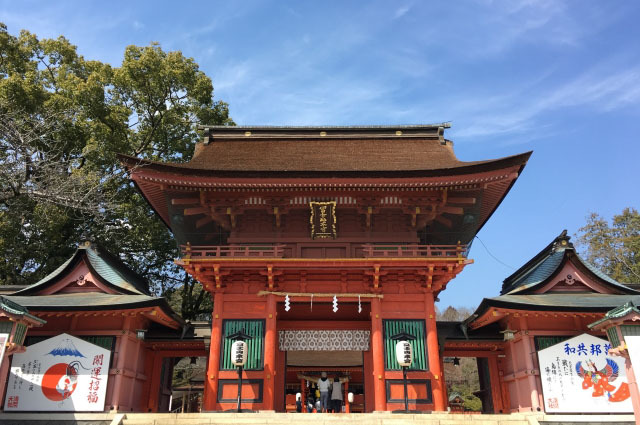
<box><xmin>181</xmin><ymin>243</ymin><xmax>467</xmax><ymax>259</ymax></box>
<box><xmin>181</xmin><ymin>244</ymin><xmax>285</xmax><ymax>258</ymax></box>
<box><xmin>361</xmin><ymin>244</ymin><xmax>466</xmax><ymax>258</ymax></box>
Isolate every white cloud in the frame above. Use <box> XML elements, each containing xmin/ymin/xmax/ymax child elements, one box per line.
<box><xmin>394</xmin><ymin>5</ymin><xmax>412</xmax><ymax>19</ymax></box>
<box><xmin>452</xmin><ymin>63</ymin><xmax>640</xmax><ymax>140</ymax></box>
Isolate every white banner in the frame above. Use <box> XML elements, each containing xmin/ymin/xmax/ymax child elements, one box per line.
<box><xmin>538</xmin><ymin>333</ymin><xmax>632</xmax><ymax>413</ymax></box>
<box><xmin>4</xmin><ymin>333</ymin><xmax>111</xmax><ymax>411</ymax></box>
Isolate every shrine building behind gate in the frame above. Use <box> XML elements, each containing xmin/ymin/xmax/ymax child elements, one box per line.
<box><xmin>121</xmin><ymin>124</ymin><xmax>531</xmax><ymax>412</ymax></box>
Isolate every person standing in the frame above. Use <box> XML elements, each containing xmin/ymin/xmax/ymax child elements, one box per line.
<box><xmin>331</xmin><ymin>376</ymin><xmax>343</xmax><ymax>413</ymax></box>
<box><xmin>298</xmin><ymin>372</ymin><xmax>331</xmax><ymax>412</ymax></box>
<box><xmin>316</xmin><ymin>372</ymin><xmax>331</xmax><ymax>412</ymax></box>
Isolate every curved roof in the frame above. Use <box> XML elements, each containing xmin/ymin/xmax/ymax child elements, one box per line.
<box><xmin>478</xmin><ymin>293</ymin><xmax>640</xmax><ymax>312</ymax></box>
<box><xmin>7</xmin><ymin>293</ymin><xmax>166</xmax><ymax>310</ymax></box>
<box><xmin>467</xmin><ymin>231</ymin><xmax>639</xmax><ymax>330</ymax></box>
<box><xmin>15</xmin><ymin>242</ymin><xmax>149</xmax><ymax>296</ymax></box>
<box><xmin>0</xmin><ymin>295</ymin><xmax>45</xmax><ymax>324</ymax></box>
<box><xmin>501</xmin><ymin>230</ymin><xmax>635</xmax><ymax>295</ymax></box>
<box><xmin>119</xmin><ymin>125</ymin><xmax>531</xmax><ymax>176</ymax></box>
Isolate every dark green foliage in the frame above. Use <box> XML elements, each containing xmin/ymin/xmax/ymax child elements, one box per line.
<box><xmin>0</xmin><ymin>24</ymin><xmax>232</xmax><ymax>319</ymax></box>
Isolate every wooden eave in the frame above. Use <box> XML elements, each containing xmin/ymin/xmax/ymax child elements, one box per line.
<box><xmin>32</xmin><ymin>305</ymin><xmax>182</xmax><ymax>330</ymax></box>
<box><xmin>122</xmin><ymin>152</ymin><xmax>530</xmax><ymax>234</ymax></box>
<box><xmin>179</xmin><ymin>257</ymin><xmax>472</xmax><ymax>297</ymax></box>
<box><xmin>469</xmin><ymin>305</ymin><xmax>608</xmax><ymax>330</ymax></box>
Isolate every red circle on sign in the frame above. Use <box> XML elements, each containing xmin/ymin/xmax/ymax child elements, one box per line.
<box><xmin>41</xmin><ymin>363</ymin><xmax>78</xmax><ymax>401</ymax></box>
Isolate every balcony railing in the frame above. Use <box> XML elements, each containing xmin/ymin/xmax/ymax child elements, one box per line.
<box><xmin>181</xmin><ymin>244</ymin><xmax>285</xmax><ymax>258</ymax></box>
<box><xmin>361</xmin><ymin>244</ymin><xmax>466</xmax><ymax>258</ymax></box>
<box><xmin>181</xmin><ymin>243</ymin><xmax>467</xmax><ymax>259</ymax></box>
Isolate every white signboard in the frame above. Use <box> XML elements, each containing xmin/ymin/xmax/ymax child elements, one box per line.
<box><xmin>538</xmin><ymin>333</ymin><xmax>632</xmax><ymax>413</ymax></box>
<box><xmin>4</xmin><ymin>333</ymin><xmax>111</xmax><ymax>411</ymax></box>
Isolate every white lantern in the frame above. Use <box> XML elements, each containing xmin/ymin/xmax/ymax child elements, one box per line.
<box><xmin>395</xmin><ymin>340</ymin><xmax>413</xmax><ymax>367</ymax></box>
<box><xmin>347</xmin><ymin>392</ymin><xmax>354</xmax><ymax>403</ymax></box>
<box><xmin>231</xmin><ymin>340</ymin><xmax>247</xmax><ymax>367</ymax></box>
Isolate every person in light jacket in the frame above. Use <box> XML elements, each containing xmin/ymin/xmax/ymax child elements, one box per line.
<box><xmin>298</xmin><ymin>372</ymin><xmax>332</xmax><ymax>412</ymax></box>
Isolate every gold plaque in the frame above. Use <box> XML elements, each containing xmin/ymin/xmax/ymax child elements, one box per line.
<box><xmin>310</xmin><ymin>201</ymin><xmax>337</xmax><ymax>239</ymax></box>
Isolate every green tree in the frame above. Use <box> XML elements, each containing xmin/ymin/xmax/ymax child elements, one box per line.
<box><xmin>576</xmin><ymin>208</ymin><xmax>640</xmax><ymax>284</ymax></box>
<box><xmin>0</xmin><ymin>24</ymin><xmax>231</xmax><ymax>319</ymax></box>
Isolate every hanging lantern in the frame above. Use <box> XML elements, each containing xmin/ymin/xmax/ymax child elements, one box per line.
<box><xmin>231</xmin><ymin>340</ymin><xmax>247</xmax><ymax>367</ymax></box>
<box><xmin>395</xmin><ymin>340</ymin><xmax>413</xmax><ymax>367</ymax></box>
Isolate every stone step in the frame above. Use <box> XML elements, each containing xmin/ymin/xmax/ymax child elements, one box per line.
<box><xmin>121</xmin><ymin>412</ymin><xmax>537</xmax><ymax>425</ymax></box>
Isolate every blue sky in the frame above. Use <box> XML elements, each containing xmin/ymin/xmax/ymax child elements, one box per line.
<box><xmin>2</xmin><ymin>0</ymin><xmax>639</xmax><ymax>311</ymax></box>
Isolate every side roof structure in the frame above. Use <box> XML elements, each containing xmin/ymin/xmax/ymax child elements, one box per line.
<box><xmin>15</xmin><ymin>241</ymin><xmax>149</xmax><ymax>296</ymax></box>
<box><xmin>500</xmin><ymin>230</ymin><xmax>637</xmax><ymax>295</ymax></box>
<box><xmin>7</xmin><ymin>241</ymin><xmax>184</xmax><ymax>330</ymax></box>
<box><xmin>467</xmin><ymin>230</ymin><xmax>640</xmax><ymax>330</ymax></box>
<box><xmin>0</xmin><ymin>295</ymin><xmax>45</xmax><ymax>325</ymax></box>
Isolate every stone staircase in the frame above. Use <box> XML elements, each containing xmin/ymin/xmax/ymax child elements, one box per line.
<box><xmin>0</xmin><ymin>412</ymin><xmax>635</xmax><ymax>425</ymax></box>
<box><xmin>120</xmin><ymin>412</ymin><xmax>540</xmax><ymax>425</ymax></box>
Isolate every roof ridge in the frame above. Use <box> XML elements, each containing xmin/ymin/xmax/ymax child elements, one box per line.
<box><xmin>501</xmin><ymin>230</ymin><xmax>572</xmax><ymax>294</ymax></box>
<box><xmin>197</xmin><ymin>123</ymin><xmax>452</xmax><ymax>130</ymax></box>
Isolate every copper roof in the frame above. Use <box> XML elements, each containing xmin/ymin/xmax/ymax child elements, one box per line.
<box><xmin>121</xmin><ymin>125</ymin><xmax>529</xmax><ymax>174</ymax></box>
<box><xmin>15</xmin><ymin>242</ymin><xmax>149</xmax><ymax>296</ymax></box>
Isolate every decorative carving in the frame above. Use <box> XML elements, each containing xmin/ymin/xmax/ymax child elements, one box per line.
<box><xmin>278</xmin><ymin>330</ymin><xmax>370</xmax><ymax>351</ymax></box>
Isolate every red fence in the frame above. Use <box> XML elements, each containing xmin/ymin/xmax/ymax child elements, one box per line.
<box><xmin>181</xmin><ymin>243</ymin><xmax>467</xmax><ymax>259</ymax></box>
<box><xmin>361</xmin><ymin>244</ymin><xmax>466</xmax><ymax>258</ymax></box>
<box><xmin>182</xmin><ymin>244</ymin><xmax>285</xmax><ymax>258</ymax></box>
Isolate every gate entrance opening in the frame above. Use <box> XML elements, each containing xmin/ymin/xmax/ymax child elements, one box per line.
<box><xmin>277</xmin><ymin>302</ymin><xmax>371</xmax><ymax>412</ymax></box>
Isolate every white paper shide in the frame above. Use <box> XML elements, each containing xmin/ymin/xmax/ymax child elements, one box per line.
<box><xmin>4</xmin><ymin>333</ymin><xmax>111</xmax><ymax>411</ymax></box>
<box><xmin>538</xmin><ymin>333</ymin><xmax>631</xmax><ymax>413</ymax></box>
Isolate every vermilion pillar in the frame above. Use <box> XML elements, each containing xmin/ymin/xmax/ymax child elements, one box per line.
<box><xmin>624</xmin><ymin>358</ymin><xmax>640</xmax><ymax>425</ymax></box>
<box><xmin>488</xmin><ymin>355</ymin><xmax>505</xmax><ymax>413</ymax></box>
<box><xmin>424</xmin><ymin>292</ymin><xmax>445</xmax><ymax>410</ymax></box>
<box><xmin>112</xmin><ymin>317</ymin><xmax>133</xmax><ymax>411</ymax></box>
<box><xmin>370</xmin><ymin>297</ymin><xmax>386</xmax><ymax>411</ymax></box>
<box><xmin>264</xmin><ymin>294</ymin><xmax>277</xmax><ymax>410</ymax></box>
<box><xmin>204</xmin><ymin>291</ymin><xmax>223</xmax><ymax>411</ymax></box>
<box><xmin>146</xmin><ymin>353</ymin><xmax>163</xmax><ymax>412</ymax></box>
<box><xmin>519</xmin><ymin>318</ymin><xmax>541</xmax><ymax>411</ymax></box>
<box><xmin>0</xmin><ymin>354</ymin><xmax>10</xmax><ymax>407</ymax></box>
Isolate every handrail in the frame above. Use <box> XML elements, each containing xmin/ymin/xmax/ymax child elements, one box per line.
<box><xmin>361</xmin><ymin>244</ymin><xmax>466</xmax><ymax>258</ymax></box>
<box><xmin>181</xmin><ymin>244</ymin><xmax>285</xmax><ymax>258</ymax></box>
<box><xmin>181</xmin><ymin>243</ymin><xmax>467</xmax><ymax>259</ymax></box>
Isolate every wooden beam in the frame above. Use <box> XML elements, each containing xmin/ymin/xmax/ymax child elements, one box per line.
<box><xmin>195</xmin><ymin>215</ymin><xmax>214</xmax><ymax>229</ymax></box>
<box><xmin>435</xmin><ymin>215</ymin><xmax>453</xmax><ymax>228</ymax></box>
<box><xmin>440</xmin><ymin>206</ymin><xmax>464</xmax><ymax>215</ymax></box>
<box><xmin>171</xmin><ymin>198</ymin><xmax>200</xmax><ymax>205</ymax></box>
<box><xmin>183</xmin><ymin>207</ymin><xmax>209</xmax><ymax>216</ymax></box>
<box><xmin>447</xmin><ymin>197</ymin><xmax>476</xmax><ymax>205</ymax></box>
